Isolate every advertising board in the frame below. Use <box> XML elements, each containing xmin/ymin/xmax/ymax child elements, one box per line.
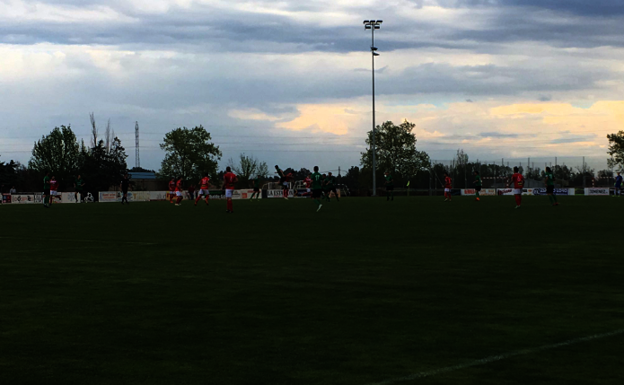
<box><xmin>497</xmin><ymin>188</ymin><xmax>535</xmax><ymax>196</ymax></box>
<box><xmin>531</xmin><ymin>188</ymin><xmax>575</xmax><ymax>196</ymax></box>
<box><xmin>2</xmin><ymin>194</ymin><xmax>11</xmax><ymax>204</ymax></box>
<box><xmin>267</xmin><ymin>189</ymin><xmax>294</xmax><ymax>198</ymax></box>
<box><xmin>584</xmin><ymin>188</ymin><xmax>610</xmax><ymax>196</ymax></box>
<box><xmin>12</xmin><ymin>194</ymin><xmax>42</xmax><ymax>204</ymax></box>
<box><xmin>150</xmin><ymin>191</ymin><xmax>169</xmax><ymax>201</ymax></box>
<box><xmin>461</xmin><ymin>189</ymin><xmax>496</xmax><ymax>196</ymax></box>
<box><xmin>99</xmin><ymin>191</ymin><xmax>151</xmax><ymax>202</ymax></box>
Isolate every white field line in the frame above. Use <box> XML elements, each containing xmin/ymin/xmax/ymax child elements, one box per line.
<box><xmin>0</xmin><ymin>237</ymin><xmax>155</xmax><ymax>245</ymax></box>
<box><xmin>367</xmin><ymin>329</ymin><xmax>624</xmax><ymax>385</ymax></box>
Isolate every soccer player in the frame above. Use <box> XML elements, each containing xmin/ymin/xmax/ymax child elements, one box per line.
<box><xmin>43</xmin><ymin>172</ymin><xmax>51</xmax><ymax>208</ymax></box>
<box><xmin>311</xmin><ymin>166</ymin><xmax>323</xmax><ymax>212</ymax></box>
<box><xmin>325</xmin><ymin>172</ymin><xmax>339</xmax><ymax>202</ymax></box>
<box><xmin>174</xmin><ymin>176</ymin><xmax>184</xmax><ymax>206</ymax></box>
<box><xmin>120</xmin><ymin>173</ymin><xmax>130</xmax><ymax>204</ymax></box>
<box><xmin>544</xmin><ymin>167</ymin><xmax>559</xmax><ymax>206</ymax></box>
<box><xmin>614</xmin><ymin>172</ymin><xmax>622</xmax><ymax>198</ymax></box>
<box><xmin>444</xmin><ymin>172</ymin><xmax>452</xmax><ymax>202</ymax></box>
<box><xmin>473</xmin><ymin>171</ymin><xmax>482</xmax><ymax>201</ymax></box>
<box><xmin>49</xmin><ymin>176</ymin><xmax>59</xmax><ymax>205</ymax></box>
<box><xmin>223</xmin><ymin>167</ymin><xmax>238</xmax><ymax>213</ymax></box>
<box><xmin>304</xmin><ymin>174</ymin><xmax>312</xmax><ymax>197</ymax></box>
<box><xmin>74</xmin><ymin>174</ymin><xmax>85</xmax><ymax>203</ymax></box>
<box><xmin>283</xmin><ymin>172</ymin><xmax>293</xmax><ymax>199</ymax></box>
<box><xmin>384</xmin><ymin>171</ymin><xmax>394</xmax><ymax>201</ymax></box>
<box><xmin>168</xmin><ymin>177</ymin><xmax>176</xmax><ymax>204</ymax></box>
<box><xmin>195</xmin><ymin>174</ymin><xmax>211</xmax><ymax>206</ymax></box>
<box><xmin>274</xmin><ymin>165</ymin><xmax>288</xmax><ymax>199</ymax></box>
<box><xmin>250</xmin><ymin>176</ymin><xmax>262</xmax><ymax>200</ymax></box>
<box><xmin>510</xmin><ymin>166</ymin><xmax>525</xmax><ymax>209</ymax></box>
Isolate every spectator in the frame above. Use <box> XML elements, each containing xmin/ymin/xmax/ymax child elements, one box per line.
<box><xmin>10</xmin><ymin>186</ymin><xmax>17</xmax><ymax>194</ymax></box>
<box><xmin>188</xmin><ymin>184</ymin><xmax>196</xmax><ymax>200</ymax></box>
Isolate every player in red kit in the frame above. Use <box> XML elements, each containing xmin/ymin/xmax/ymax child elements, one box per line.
<box><xmin>195</xmin><ymin>173</ymin><xmax>211</xmax><ymax>206</ymax></box>
<box><xmin>443</xmin><ymin>172</ymin><xmax>452</xmax><ymax>202</ymax></box>
<box><xmin>174</xmin><ymin>177</ymin><xmax>184</xmax><ymax>206</ymax></box>
<box><xmin>510</xmin><ymin>166</ymin><xmax>525</xmax><ymax>209</ymax></box>
<box><xmin>223</xmin><ymin>166</ymin><xmax>238</xmax><ymax>213</ymax></box>
<box><xmin>168</xmin><ymin>177</ymin><xmax>176</xmax><ymax>204</ymax></box>
<box><xmin>304</xmin><ymin>175</ymin><xmax>312</xmax><ymax>197</ymax></box>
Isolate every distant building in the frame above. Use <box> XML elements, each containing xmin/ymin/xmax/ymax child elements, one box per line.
<box><xmin>128</xmin><ymin>171</ymin><xmax>162</xmax><ymax>191</ymax></box>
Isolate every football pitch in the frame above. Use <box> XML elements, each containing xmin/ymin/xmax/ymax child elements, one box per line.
<box><xmin>1</xmin><ymin>196</ymin><xmax>623</xmax><ymax>384</ymax></box>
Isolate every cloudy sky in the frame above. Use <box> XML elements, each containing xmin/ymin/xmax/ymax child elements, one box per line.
<box><xmin>1</xmin><ymin>0</ymin><xmax>623</xmax><ymax>172</ymax></box>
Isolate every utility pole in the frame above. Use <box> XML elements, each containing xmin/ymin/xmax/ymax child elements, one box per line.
<box><xmin>363</xmin><ymin>20</ymin><xmax>382</xmax><ymax>196</ymax></box>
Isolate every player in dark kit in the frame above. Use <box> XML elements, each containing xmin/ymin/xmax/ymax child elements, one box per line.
<box><xmin>473</xmin><ymin>171</ymin><xmax>482</xmax><ymax>201</ymax></box>
<box><xmin>614</xmin><ymin>172</ymin><xmax>622</xmax><ymax>198</ymax></box>
<box><xmin>324</xmin><ymin>172</ymin><xmax>339</xmax><ymax>202</ymax></box>
<box><xmin>544</xmin><ymin>167</ymin><xmax>559</xmax><ymax>206</ymax></box>
<box><xmin>384</xmin><ymin>171</ymin><xmax>394</xmax><ymax>201</ymax></box>
<box><xmin>42</xmin><ymin>172</ymin><xmax>51</xmax><ymax>208</ymax></box>
<box><xmin>250</xmin><ymin>176</ymin><xmax>262</xmax><ymax>200</ymax></box>
<box><xmin>120</xmin><ymin>173</ymin><xmax>130</xmax><ymax>204</ymax></box>
<box><xmin>74</xmin><ymin>174</ymin><xmax>85</xmax><ymax>203</ymax></box>
<box><xmin>311</xmin><ymin>166</ymin><xmax>323</xmax><ymax>212</ymax></box>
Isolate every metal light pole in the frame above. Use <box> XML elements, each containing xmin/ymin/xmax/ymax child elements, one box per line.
<box><xmin>364</xmin><ymin>20</ymin><xmax>382</xmax><ymax>196</ymax></box>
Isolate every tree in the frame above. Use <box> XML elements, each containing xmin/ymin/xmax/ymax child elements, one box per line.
<box><xmin>361</xmin><ymin>120</ymin><xmax>431</xmax><ymax>186</ymax></box>
<box><xmin>159</xmin><ymin>126</ymin><xmax>222</xmax><ymax>183</ymax></box>
<box><xmin>607</xmin><ymin>131</ymin><xmax>624</xmax><ymax>171</ymax></box>
<box><xmin>80</xmin><ymin>137</ymin><xmax>128</xmax><ymax>194</ymax></box>
<box><xmin>227</xmin><ymin>153</ymin><xmax>269</xmax><ymax>185</ymax></box>
<box><xmin>29</xmin><ymin>125</ymin><xmax>80</xmax><ymax>186</ymax></box>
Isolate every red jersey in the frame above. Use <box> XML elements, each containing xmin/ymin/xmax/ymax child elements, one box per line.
<box><xmin>50</xmin><ymin>180</ymin><xmax>58</xmax><ymax>191</ymax></box>
<box><xmin>200</xmin><ymin>177</ymin><xmax>210</xmax><ymax>189</ymax></box>
<box><xmin>444</xmin><ymin>176</ymin><xmax>452</xmax><ymax>189</ymax></box>
<box><xmin>223</xmin><ymin>172</ymin><xmax>237</xmax><ymax>189</ymax></box>
<box><xmin>175</xmin><ymin>179</ymin><xmax>183</xmax><ymax>192</ymax></box>
<box><xmin>511</xmin><ymin>173</ymin><xmax>524</xmax><ymax>189</ymax></box>
<box><xmin>304</xmin><ymin>177</ymin><xmax>312</xmax><ymax>188</ymax></box>
<box><xmin>169</xmin><ymin>181</ymin><xmax>175</xmax><ymax>191</ymax></box>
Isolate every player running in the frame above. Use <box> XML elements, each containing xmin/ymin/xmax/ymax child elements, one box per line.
<box><xmin>444</xmin><ymin>172</ymin><xmax>452</xmax><ymax>202</ymax></box>
<box><xmin>275</xmin><ymin>165</ymin><xmax>288</xmax><ymax>200</ymax></box>
<box><xmin>168</xmin><ymin>177</ymin><xmax>176</xmax><ymax>204</ymax></box>
<box><xmin>544</xmin><ymin>167</ymin><xmax>559</xmax><ymax>206</ymax></box>
<box><xmin>510</xmin><ymin>167</ymin><xmax>525</xmax><ymax>209</ymax></box>
<box><xmin>223</xmin><ymin>167</ymin><xmax>238</xmax><ymax>213</ymax></box>
<box><xmin>43</xmin><ymin>172</ymin><xmax>51</xmax><ymax>208</ymax></box>
<box><xmin>311</xmin><ymin>166</ymin><xmax>323</xmax><ymax>212</ymax></box>
<box><xmin>174</xmin><ymin>177</ymin><xmax>184</xmax><ymax>206</ymax></box>
<box><xmin>473</xmin><ymin>171</ymin><xmax>482</xmax><ymax>201</ymax></box>
<box><xmin>120</xmin><ymin>173</ymin><xmax>130</xmax><ymax>204</ymax></box>
<box><xmin>250</xmin><ymin>176</ymin><xmax>262</xmax><ymax>200</ymax></box>
<box><xmin>74</xmin><ymin>174</ymin><xmax>85</xmax><ymax>203</ymax></box>
<box><xmin>195</xmin><ymin>174</ymin><xmax>211</xmax><ymax>206</ymax></box>
<box><xmin>384</xmin><ymin>171</ymin><xmax>394</xmax><ymax>201</ymax></box>
<box><xmin>324</xmin><ymin>172</ymin><xmax>339</xmax><ymax>202</ymax></box>
<box><xmin>614</xmin><ymin>172</ymin><xmax>622</xmax><ymax>198</ymax></box>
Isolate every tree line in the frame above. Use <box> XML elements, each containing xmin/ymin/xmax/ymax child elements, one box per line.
<box><xmin>1</xmin><ymin>118</ymin><xmax>623</xmax><ymax>195</ymax></box>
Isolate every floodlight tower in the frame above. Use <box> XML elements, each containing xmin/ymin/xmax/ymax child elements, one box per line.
<box><xmin>364</xmin><ymin>19</ymin><xmax>382</xmax><ymax>196</ymax></box>
<box><xmin>135</xmin><ymin>121</ymin><xmax>140</xmax><ymax>168</ymax></box>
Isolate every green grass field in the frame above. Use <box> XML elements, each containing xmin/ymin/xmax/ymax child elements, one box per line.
<box><xmin>1</xmin><ymin>196</ymin><xmax>623</xmax><ymax>384</ymax></box>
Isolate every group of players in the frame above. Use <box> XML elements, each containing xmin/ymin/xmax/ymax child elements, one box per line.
<box><xmin>441</xmin><ymin>167</ymin><xmax>623</xmax><ymax>208</ymax></box>
<box><xmin>40</xmin><ymin>165</ymin><xmax>623</xmax><ymax>211</ymax></box>
<box><xmin>41</xmin><ymin>172</ymin><xmax>85</xmax><ymax>207</ymax></box>
<box><xmin>163</xmin><ymin>165</ymin><xmax>340</xmax><ymax>212</ymax></box>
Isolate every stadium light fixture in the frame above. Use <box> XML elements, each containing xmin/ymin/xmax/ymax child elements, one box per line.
<box><xmin>363</xmin><ymin>19</ymin><xmax>382</xmax><ymax>196</ymax></box>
